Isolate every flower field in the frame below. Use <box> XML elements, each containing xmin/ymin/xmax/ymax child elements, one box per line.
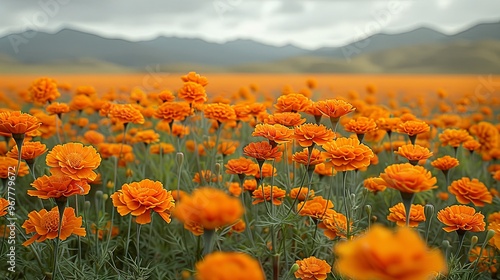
<box><xmin>0</xmin><ymin>72</ymin><xmax>499</xmax><ymax>280</ymax></box>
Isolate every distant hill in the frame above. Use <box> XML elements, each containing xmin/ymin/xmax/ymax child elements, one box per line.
<box><xmin>0</xmin><ymin>20</ymin><xmax>499</xmax><ymax>73</ymax></box>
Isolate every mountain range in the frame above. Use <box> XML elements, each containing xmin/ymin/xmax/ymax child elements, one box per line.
<box><xmin>0</xmin><ymin>21</ymin><xmax>499</xmax><ymax>73</ymax></box>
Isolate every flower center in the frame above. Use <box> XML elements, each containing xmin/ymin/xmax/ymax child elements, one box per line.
<box><xmin>66</xmin><ymin>152</ymin><xmax>83</xmax><ymax>167</ymax></box>
<box><xmin>41</xmin><ymin>211</ymin><xmax>60</xmax><ymax>232</ymax></box>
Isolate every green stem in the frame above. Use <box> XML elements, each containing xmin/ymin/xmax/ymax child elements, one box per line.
<box><xmin>400</xmin><ymin>192</ymin><xmax>415</xmax><ymax>227</ymax></box>
<box><xmin>53</xmin><ymin>198</ymin><xmax>67</xmax><ymax>280</ymax></box>
<box><xmin>202</xmin><ymin>229</ymin><xmax>216</xmax><ymax>256</ymax></box>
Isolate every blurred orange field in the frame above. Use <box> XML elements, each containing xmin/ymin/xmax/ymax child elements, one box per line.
<box><xmin>1</xmin><ymin>74</ymin><xmax>498</xmax><ymax>101</ymax></box>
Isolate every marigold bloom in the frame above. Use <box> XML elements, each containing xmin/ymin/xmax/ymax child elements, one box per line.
<box><xmin>22</xmin><ymin>207</ymin><xmax>86</xmax><ymax>246</ymax></box>
<box><xmin>7</xmin><ymin>141</ymin><xmax>47</xmax><ymax>162</ymax></box>
<box><xmin>320</xmin><ymin>210</ymin><xmax>351</xmax><ymax>239</ymax></box>
<box><xmin>469</xmin><ymin>121</ymin><xmax>499</xmax><ymax>154</ymax></box>
<box><xmin>292</xmin><ymin>148</ymin><xmax>325</xmax><ymax>167</ymax></box>
<box><xmin>448</xmin><ymin>177</ymin><xmax>493</xmax><ymax>207</ymax></box>
<box><xmin>154</xmin><ymin>101</ymin><xmax>192</xmax><ymax>124</ymax></box>
<box><xmin>397</xmin><ymin>120</ymin><xmax>430</xmax><ymax>136</ymax></box>
<box><xmin>344</xmin><ymin>116</ymin><xmax>377</xmax><ymax>135</ymax></box>
<box><xmin>253</xmin><ymin>163</ymin><xmax>277</xmax><ymax>179</ymax></box>
<box><xmin>0</xmin><ymin>157</ymin><xmax>29</xmax><ymax>178</ymax></box>
<box><xmin>111</xmin><ymin>179</ymin><xmax>175</xmax><ymax>224</ymax></box>
<box><xmin>195</xmin><ymin>252</ymin><xmax>264</xmax><ymax>280</ymax></box>
<box><xmin>297</xmin><ymin>196</ymin><xmax>333</xmax><ymax>220</ymax></box>
<box><xmin>28</xmin><ymin>175</ymin><xmax>90</xmax><ymax>199</ymax></box>
<box><xmin>314</xmin><ymin>162</ymin><xmax>335</xmax><ymax>177</ymax></box>
<box><xmin>28</xmin><ymin>77</ymin><xmax>60</xmax><ymax>104</ymax></box>
<box><xmin>294</xmin><ymin>123</ymin><xmax>336</xmax><ymax>147</ymax></box>
<box><xmin>173</xmin><ymin>187</ymin><xmax>244</xmax><ymax>230</ymax></box>
<box><xmin>274</xmin><ymin>93</ymin><xmax>311</xmax><ymax>113</ymax></box>
<box><xmin>488</xmin><ymin>222</ymin><xmax>500</xmax><ymax>250</ymax></box>
<box><xmin>193</xmin><ymin>170</ymin><xmax>221</xmax><ymax>184</ymax></box>
<box><xmin>226</xmin><ymin>182</ymin><xmax>242</xmax><ymax>197</ymax></box>
<box><xmin>335</xmin><ymin>225</ymin><xmax>446</xmax><ymax>280</ymax></box>
<box><xmin>46</xmin><ymin>102</ymin><xmax>70</xmax><ymax>116</ymax></box>
<box><xmin>181</xmin><ymin>71</ymin><xmax>208</xmax><ymax>86</ymax></box>
<box><xmin>217</xmin><ymin>140</ymin><xmax>238</xmax><ymax>156</ymax></box>
<box><xmin>437</xmin><ymin>205</ymin><xmax>485</xmax><ymax>232</ymax></box>
<box><xmin>150</xmin><ymin>143</ymin><xmax>175</xmax><ymax>155</ymax></box>
<box><xmin>69</xmin><ymin>94</ymin><xmax>92</xmax><ymax>112</ymax></box>
<box><xmin>439</xmin><ymin>129</ymin><xmax>471</xmax><ymax>147</ymax></box>
<box><xmin>294</xmin><ymin>256</ymin><xmax>331</xmax><ymax>280</ymax></box>
<box><xmin>243</xmin><ymin>179</ymin><xmax>258</xmax><ymax>192</ymax></box>
<box><xmin>205</xmin><ymin>104</ymin><xmax>237</xmax><ymax>124</ymax></box>
<box><xmin>363</xmin><ymin>177</ymin><xmax>387</xmax><ymax>194</ymax></box>
<box><xmin>431</xmin><ymin>156</ymin><xmax>459</xmax><ymax>171</ymax></box>
<box><xmin>469</xmin><ymin>246</ymin><xmax>498</xmax><ymax>273</ymax></box>
<box><xmin>46</xmin><ymin>142</ymin><xmax>101</xmax><ymax>181</ymax></box>
<box><xmin>252</xmin><ymin>185</ymin><xmax>286</xmax><ymax>205</ymax></box>
<box><xmin>462</xmin><ymin>139</ymin><xmax>481</xmax><ymax>152</ymax></box>
<box><xmin>158</xmin><ymin>89</ymin><xmax>175</xmax><ymax>103</ymax></box>
<box><xmin>322</xmin><ymin>137</ymin><xmax>374</xmax><ymax>172</ymax></box>
<box><xmin>243</xmin><ymin>141</ymin><xmax>282</xmax><ymax>162</ymax></box>
<box><xmin>314</xmin><ymin>99</ymin><xmax>355</xmax><ymax>120</ymax></box>
<box><xmin>83</xmin><ymin>130</ymin><xmax>105</xmax><ymax>146</ymax></box>
<box><xmin>387</xmin><ymin>202</ymin><xmax>425</xmax><ymax>227</ymax></box>
<box><xmin>133</xmin><ymin>129</ymin><xmax>160</xmax><ymax>144</ymax></box>
<box><xmin>0</xmin><ymin>198</ymin><xmax>9</xmax><ymax>217</ymax></box>
<box><xmin>380</xmin><ymin>163</ymin><xmax>437</xmax><ymax>193</ymax></box>
<box><xmin>178</xmin><ymin>81</ymin><xmax>207</xmax><ymax>105</ymax></box>
<box><xmin>0</xmin><ymin>111</ymin><xmax>41</xmax><ymax>137</ymax></box>
<box><xmin>376</xmin><ymin>117</ymin><xmax>401</xmax><ymax>132</ymax></box>
<box><xmin>395</xmin><ymin>144</ymin><xmax>433</xmax><ymax>164</ymax></box>
<box><xmin>108</xmin><ymin>103</ymin><xmax>145</xmax><ymax>125</ymax></box>
<box><xmin>265</xmin><ymin>112</ymin><xmax>306</xmax><ymax>127</ymax></box>
<box><xmin>225</xmin><ymin>157</ymin><xmax>259</xmax><ymax>177</ymax></box>
<box><xmin>289</xmin><ymin>187</ymin><xmax>314</xmax><ymax>201</ymax></box>
<box><xmin>252</xmin><ymin>123</ymin><xmax>293</xmax><ymax>146</ymax></box>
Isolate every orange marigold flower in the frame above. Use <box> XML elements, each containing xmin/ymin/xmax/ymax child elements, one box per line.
<box><xmin>363</xmin><ymin>177</ymin><xmax>387</xmax><ymax>194</ymax></box>
<box><xmin>83</xmin><ymin>130</ymin><xmax>105</xmax><ymax>146</ymax></box>
<box><xmin>376</xmin><ymin>117</ymin><xmax>401</xmax><ymax>132</ymax></box>
<box><xmin>158</xmin><ymin>89</ymin><xmax>175</xmax><ymax>103</ymax></box>
<box><xmin>150</xmin><ymin>143</ymin><xmax>175</xmax><ymax>155</ymax></box>
<box><xmin>431</xmin><ymin>155</ymin><xmax>459</xmax><ymax>171</ymax></box>
<box><xmin>252</xmin><ymin>123</ymin><xmax>293</xmax><ymax>146</ymax></box>
<box><xmin>294</xmin><ymin>256</ymin><xmax>331</xmax><ymax>280</ymax></box>
<box><xmin>181</xmin><ymin>71</ymin><xmax>208</xmax><ymax>86</ymax></box>
<box><xmin>243</xmin><ymin>179</ymin><xmax>257</xmax><ymax>192</ymax></box>
<box><xmin>225</xmin><ymin>157</ymin><xmax>259</xmax><ymax>177</ymax></box>
<box><xmin>387</xmin><ymin>202</ymin><xmax>426</xmax><ymax>227</ymax></box>
<box><xmin>46</xmin><ymin>102</ymin><xmax>70</xmax><ymax>116</ymax></box>
<box><xmin>289</xmin><ymin>187</ymin><xmax>314</xmax><ymax>201</ymax></box>
<box><xmin>462</xmin><ymin>139</ymin><xmax>481</xmax><ymax>152</ymax></box>
<box><xmin>488</xmin><ymin>222</ymin><xmax>500</xmax><ymax>250</ymax></box>
<box><xmin>344</xmin><ymin>116</ymin><xmax>377</xmax><ymax>135</ymax></box>
<box><xmin>217</xmin><ymin>140</ymin><xmax>238</xmax><ymax>156</ymax></box>
<box><xmin>108</xmin><ymin>103</ymin><xmax>145</xmax><ymax>125</ymax></box>
<box><xmin>265</xmin><ymin>112</ymin><xmax>306</xmax><ymax>127</ymax></box>
<box><xmin>203</xmin><ymin>103</ymin><xmax>236</xmax><ymax>123</ymax></box>
<box><xmin>380</xmin><ymin>163</ymin><xmax>437</xmax><ymax>193</ymax></box>
<box><xmin>320</xmin><ymin>210</ymin><xmax>351</xmax><ymax>239</ymax></box>
<box><xmin>154</xmin><ymin>101</ymin><xmax>192</xmax><ymax>124</ymax></box>
<box><xmin>243</xmin><ymin>141</ymin><xmax>282</xmax><ymax>162</ymax></box>
<box><xmin>0</xmin><ymin>198</ymin><xmax>9</xmax><ymax>217</ymax></box>
<box><xmin>274</xmin><ymin>93</ymin><xmax>311</xmax><ymax>113</ymax></box>
<box><xmin>28</xmin><ymin>175</ymin><xmax>90</xmax><ymax>199</ymax></box>
<box><xmin>227</xmin><ymin>182</ymin><xmax>242</xmax><ymax>197</ymax></box>
<box><xmin>252</xmin><ymin>185</ymin><xmax>286</xmax><ymax>205</ymax></box>
<box><xmin>0</xmin><ymin>111</ymin><xmax>40</xmax><ymax>137</ymax></box>
<box><xmin>174</xmin><ymin>187</ymin><xmax>244</xmax><ymax>230</ymax></box>
<box><xmin>469</xmin><ymin>246</ymin><xmax>498</xmax><ymax>273</ymax></box>
<box><xmin>334</xmin><ymin>225</ymin><xmax>446</xmax><ymax>280</ymax></box>
<box><xmin>397</xmin><ymin>120</ymin><xmax>430</xmax><ymax>136</ymax></box>
<box><xmin>22</xmin><ymin>207</ymin><xmax>86</xmax><ymax>246</ymax></box>
<box><xmin>69</xmin><ymin>94</ymin><xmax>92</xmax><ymax>112</ymax></box>
<box><xmin>232</xmin><ymin>103</ymin><xmax>251</xmax><ymax>121</ymax></box>
<box><xmin>314</xmin><ymin>162</ymin><xmax>335</xmax><ymax>177</ymax></box>
<box><xmin>439</xmin><ymin>128</ymin><xmax>471</xmax><ymax>148</ymax></box>
<box><xmin>394</xmin><ymin>144</ymin><xmax>433</xmax><ymax>164</ymax></box>
<box><xmin>230</xmin><ymin>218</ymin><xmax>246</xmax><ymax>233</ymax></box>
<box><xmin>437</xmin><ymin>205</ymin><xmax>485</xmax><ymax>233</ymax></box>
<box><xmin>28</xmin><ymin>77</ymin><xmax>60</xmax><ymax>104</ymax></box>
<box><xmin>111</xmin><ymin>179</ymin><xmax>175</xmax><ymax>224</ymax></box>
<box><xmin>253</xmin><ymin>163</ymin><xmax>277</xmax><ymax>179</ymax></box>
<box><xmin>292</xmin><ymin>148</ymin><xmax>325</xmax><ymax>167</ymax></box>
<box><xmin>294</xmin><ymin>123</ymin><xmax>336</xmax><ymax>147</ymax></box>
<box><xmin>133</xmin><ymin>129</ymin><xmax>160</xmax><ymax>144</ymax></box>
<box><xmin>195</xmin><ymin>252</ymin><xmax>264</xmax><ymax>280</ymax></box>
<box><xmin>6</xmin><ymin>141</ymin><xmax>47</xmax><ymax>162</ymax></box>
<box><xmin>46</xmin><ymin>142</ymin><xmax>101</xmax><ymax>181</ymax></box>
<box><xmin>469</xmin><ymin>121</ymin><xmax>498</xmax><ymax>154</ymax></box>
<box><xmin>178</xmin><ymin>81</ymin><xmax>207</xmax><ymax>105</ymax></box>
<box><xmin>0</xmin><ymin>157</ymin><xmax>30</xmax><ymax>178</ymax></box>
<box><xmin>448</xmin><ymin>177</ymin><xmax>493</xmax><ymax>207</ymax></box>
<box><xmin>315</xmin><ymin>99</ymin><xmax>355</xmax><ymax>121</ymax></box>
<box><xmin>297</xmin><ymin>196</ymin><xmax>333</xmax><ymax>220</ymax></box>
<box><xmin>322</xmin><ymin>137</ymin><xmax>374</xmax><ymax>172</ymax></box>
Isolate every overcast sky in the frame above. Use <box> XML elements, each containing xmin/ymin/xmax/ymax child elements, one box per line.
<box><xmin>1</xmin><ymin>0</ymin><xmax>499</xmax><ymax>50</ymax></box>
